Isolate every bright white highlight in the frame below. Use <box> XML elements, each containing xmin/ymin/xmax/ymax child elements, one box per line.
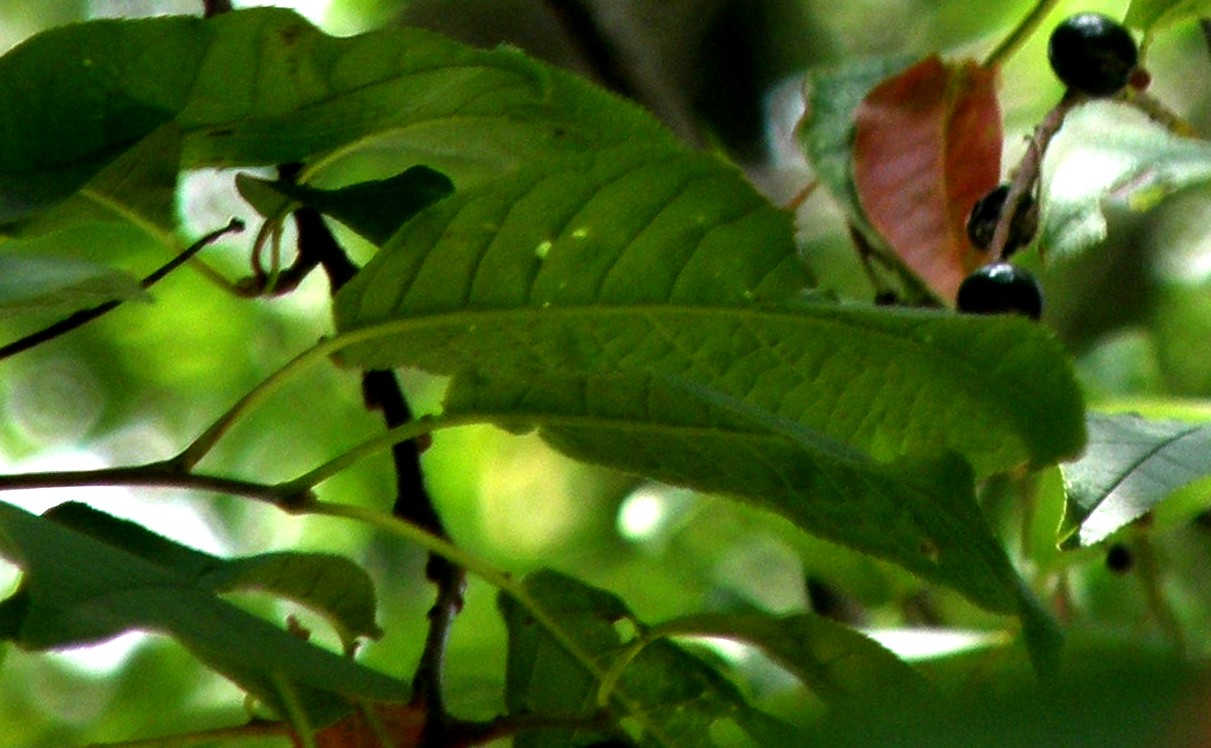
<box><xmin>863</xmin><ymin>627</ymin><xmax>1005</xmax><ymax>661</ymax></box>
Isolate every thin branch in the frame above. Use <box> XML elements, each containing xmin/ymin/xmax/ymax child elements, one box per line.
<box><xmin>983</xmin><ymin>0</ymin><xmax>1061</xmax><ymax>69</ymax></box>
<box><xmin>309</xmin><ymin>500</ymin><xmax>665</xmax><ymax>742</ymax></box>
<box><xmin>0</xmin><ymin>462</ymin><xmax>305</xmax><ymax>508</ymax></box>
<box><xmin>85</xmin><ymin>719</ymin><xmax>286</xmax><ymax>748</ymax></box>
<box><xmin>288</xmin><ymin>205</ymin><xmax>466</xmax><ymax>745</ymax></box>
<box><xmin>988</xmin><ymin>91</ymin><xmax>1078</xmax><ymax>262</ymax></box>
<box><xmin>202</xmin><ymin>0</ymin><xmax>232</xmax><ymax>19</ymax></box>
<box><xmin>0</xmin><ymin>219</ymin><xmax>243</xmax><ymax>363</ymax></box>
<box><xmin>172</xmin><ymin>337</ymin><xmax>338</xmax><ymax>470</ymax></box>
<box><xmin>1134</xmin><ymin>531</ymin><xmax>1187</xmax><ymax>656</ymax></box>
<box><xmin>543</xmin><ymin>0</ymin><xmax>637</xmax><ymax>100</ymax></box>
<box><xmin>276</xmin><ymin>413</ymin><xmax>487</xmax><ymax>496</ymax></box>
<box><xmin>86</xmin><ymin>707</ymin><xmax>614</xmax><ymax>748</ymax></box>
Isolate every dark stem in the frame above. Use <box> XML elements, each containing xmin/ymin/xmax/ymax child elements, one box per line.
<box><xmin>289</xmin><ymin>201</ymin><xmax>465</xmax><ymax>743</ymax></box>
<box><xmin>542</xmin><ymin>0</ymin><xmax>637</xmax><ymax>100</ymax></box>
<box><xmin>989</xmin><ymin>91</ymin><xmax>1078</xmax><ymax>261</ymax></box>
<box><xmin>0</xmin><ymin>463</ymin><xmax>306</xmax><ymax>508</ymax></box>
<box><xmin>0</xmin><ymin>219</ymin><xmax>243</xmax><ymax>363</ymax></box>
<box><xmin>202</xmin><ymin>0</ymin><xmax>232</xmax><ymax>18</ymax></box>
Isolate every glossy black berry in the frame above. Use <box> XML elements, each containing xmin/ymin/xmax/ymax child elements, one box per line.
<box><xmin>1048</xmin><ymin>13</ymin><xmax>1138</xmax><ymax>98</ymax></box>
<box><xmin>967</xmin><ymin>184</ymin><xmax>1038</xmax><ymax>257</ymax></box>
<box><xmin>955</xmin><ymin>263</ymin><xmax>1043</xmax><ymax>319</ymax></box>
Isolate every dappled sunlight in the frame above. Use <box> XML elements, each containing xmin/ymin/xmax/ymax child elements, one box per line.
<box><xmin>616</xmin><ymin>484</ymin><xmax>696</xmax><ymax>546</ymax></box>
<box><xmin>864</xmin><ymin>627</ymin><xmax>1007</xmax><ymax>661</ymax></box>
<box><xmin>477</xmin><ymin>435</ymin><xmax>583</xmax><ymax>560</ymax></box>
<box><xmin>5</xmin><ymin>1</ymin><xmax>1211</xmax><ymax>745</ymax></box>
<box><xmin>4</xmin><ymin>355</ymin><xmax>104</xmax><ymax>447</ymax></box>
<box><xmin>48</xmin><ymin>631</ymin><xmax>148</xmax><ymax>678</ymax></box>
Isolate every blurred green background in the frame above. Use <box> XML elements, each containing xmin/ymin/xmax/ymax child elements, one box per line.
<box><xmin>1</xmin><ymin>1</ymin><xmax>1211</xmax><ymax>746</ymax></box>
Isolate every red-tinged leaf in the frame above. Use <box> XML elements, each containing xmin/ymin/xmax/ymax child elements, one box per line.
<box><xmin>853</xmin><ymin>56</ymin><xmax>1002</xmax><ymax>300</ymax></box>
<box><xmin>301</xmin><ymin>703</ymin><xmax>426</xmax><ymax>748</ymax></box>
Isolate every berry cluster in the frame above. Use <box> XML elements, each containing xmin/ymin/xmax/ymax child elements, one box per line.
<box><xmin>955</xmin><ymin>12</ymin><xmax>1138</xmax><ymax>321</ymax></box>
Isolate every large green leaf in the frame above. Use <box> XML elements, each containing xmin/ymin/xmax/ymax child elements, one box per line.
<box><xmin>1060</xmin><ymin>412</ymin><xmax>1211</xmax><ymax>548</ymax></box>
<box><xmin>500</xmin><ymin>569</ymin><xmax>795</xmax><ymax>748</ymax></box>
<box><xmin>806</xmin><ymin>646</ymin><xmax>1195</xmax><ymax>748</ymax></box>
<box><xmin>446</xmin><ymin>371</ymin><xmax>1058</xmax><ymax>661</ymax></box>
<box><xmin>0</xmin><ymin>123</ymin><xmax>184</xmax><ymax>242</ymax></box>
<box><xmin>0</xmin><ymin>501</ymin><xmax>405</xmax><ymax>726</ymax></box>
<box><xmin>0</xmin><ymin>19</ymin><xmax>194</xmax><ymax>223</ymax></box>
<box><xmin>0</xmin><ymin>7</ymin><xmax>674</xmax><ymax>223</ymax></box>
<box><xmin>35</xmin><ymin>501</ymin><xmax>384</xmax><ymax>648</ymax></box>
<box><xmin>1041</xmin><ymin>101</ymin><xmax>1211</xmax><ymax>258</ymax></box>
<box><xmin>334</xmin><ymin>145</ymin><xmax>1083</xmax><ymax>476</ymax></box>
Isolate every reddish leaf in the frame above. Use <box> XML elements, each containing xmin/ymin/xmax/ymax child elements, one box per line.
<box><xmin>298</xmin><ymin>703</ymin><xmax>426</xmax><ymax>748</ymax></box>
<box><xmin>853</xmin><ymin>56</ymin><xmax>1002</xmax><ymax>301</ymax></box>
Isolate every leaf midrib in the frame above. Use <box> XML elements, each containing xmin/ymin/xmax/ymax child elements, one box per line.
<box><xmin>339</xmin><ymin>303</ymin><xmax>1049</xmax><ymax>430</ymax></box>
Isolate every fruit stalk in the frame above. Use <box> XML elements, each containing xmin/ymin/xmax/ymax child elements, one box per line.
<box><xmin>988</xmin><ymin>90</ymin><xmax>1077</xmax><ymax>261</ymax></box>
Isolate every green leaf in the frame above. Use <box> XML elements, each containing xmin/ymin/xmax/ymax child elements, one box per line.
<box><xmin>447</xmin><ymin>371</ymin><xmax>1059</xmax><ymax>668</ymax></box>
<box><xmin>500</xmin><ymin>569</ymin><xmax>794</xmax><ymax>748</ymax></box>
<box><xmin>334</xmin><ymin>144</ymin><xmax>1082</xmax><ymax>475</ymax></box>
<box><xmin>0</xmin><ymin>501</ymin><xmax>404</xmax><ymax>725</ymax></box>
<box><xmin>799</xmin><ymin>55</ymin><xmax>915</xmax><ymax>244</ymax></box>
<box><xmin>0</xmin><ymin>8</ymin><xmax>675</xmax><ymax>222</ymax></box>
<box><xmin>644</xmin><ymin>612</ymin><xmax>927</xmax><ymax>703</ymax></box>
<box><xmin>1125</xmin><ymin>0</ymin><xmax>1211</xmax><ymax>32</ymax></box>
<box><xmin>805</xmin><ymin>646</ymin><xmax>1195</xmax><ymax>747</ymax></box>
<box><xmin>40</xmin><ymin>501</ymin><xmax>383</xmax><ymax>649</ymax></box>
<box><xmin>236</xmin><ymin>165</ymin><xmax>454</xmax><ymax>246</ymax></box>
<box><xmin>1</xmin><ymin>123</ymin><xmax>184</xmax><ymax>242</ymax></box>
<box><xmin>1041</xmin><ymin>101</ymin><xmax>1211</xmax><ymax>258</ymax></box>
<box><xmin>0</xmin><ymin>254</ymin><xmax>144</xmax><ymax>317</ymax></box>
<box><xmin>0</xmin><ymin>18</ymin><xmax>193</xmax><ymax>222</ymax></box>
<box><xmin>1060</xmin><ymin>412</ymin><xmax>1211</xmax><ymax>548</ymax></box>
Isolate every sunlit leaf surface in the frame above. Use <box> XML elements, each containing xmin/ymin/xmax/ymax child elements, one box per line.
<box><xmin>1042</xmin><ymin>101</ymin><xmax>1211</xmax><ymax>258</ymax></box>
<box><xmin>1061</xmin><ymin>412</ymin><xmax>1211</xmax><ymax>548</ymax></box>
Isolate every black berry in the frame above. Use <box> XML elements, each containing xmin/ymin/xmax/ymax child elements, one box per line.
<box><xmin>955</xmin><ymin>263</ymin><xmax>1043</xmax><ymax>319</ymax></box>
<box><xmin>1048</xmin><ymin>13</ymin><xmax>1138</xmax><ymax>98</ymax></box>
<box><xmin>967</xmin><ymin>184</ymin><xmax>1038</xmax><ymax>257</ymax></box>
<box><xmin>1105</xmin><ymin>543</ymin><xmax>1134</xmax><ymax>574</ymax></box>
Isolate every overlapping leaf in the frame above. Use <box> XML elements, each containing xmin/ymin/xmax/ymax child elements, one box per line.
<box><xmin>799</xmin><ymin>55</ymin><xmax>915</xmax><ymax>244</ymax></box>
<box><xmin>853</xmin><ymin>56</ymin><xmax>1001</xmax><ymax>299</ymax></box>
<box><xmin>1041</xmin><ymin>101</ymin><xmax>1211</xmax><ymax>258</ymax></box>
<box><xmin>1061</xmin><ymin>412</ymin><xmax>1211</xmax><ymax>548</ymax></box>
<box><xmin>236</xmin><ymin>166</ymin><xmax>453</xmax><ymax>246</ymax></box>
<box><xmin>0</xmin><ymin>501</ymin><xmax>403</xmax><ymax>725</ymax></box>
<box><xmin>447</xmin><ymin>371</ymin><xmax>1059</xmax><ymax>664</ymax></box>
<box><xmin>0</xmin><ymin>124</ymin><xmax>185</xmax><ymax>242</ymax></box>
<box><xmin>0</xmin><ymin>254</ymin><xmax>144</xmax><ymax>317</ymax></box>
<box><xmin>334</xmin><ymin>144</ymin><xmax>1083</xmax><ymax>477</ymax></box>
<box><xmin>617</xmin><ymin>611</ymin><xmax>926</xmax><ymax>704</ymax></box>
<box><xmin>0</xmin><ymin>7</ymin><xmax>673</xmax><ymax>226</ymax></box>
<box><xmin>500</xmin><ymin>569</ymin><xmax>795</xmax><ymax>748</ymax></box>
